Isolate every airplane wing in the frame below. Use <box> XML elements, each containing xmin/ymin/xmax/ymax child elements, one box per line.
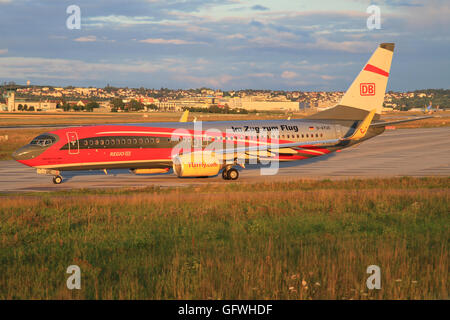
<box><xmin>370</xmin><ymin>116</ymin><xmax>433</xmax><ymax>127</ymax></box>
<box><xmin>205</xmin><ymin>108</ymin><xmax>377</xmax><ymax>157</ymax></box>
<box><xmin>215</xmin><ymin>138</ymin><xmax>341</xmax><ymax>155</ymax></box>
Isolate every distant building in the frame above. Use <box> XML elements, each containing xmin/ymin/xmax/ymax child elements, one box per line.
<box><xmin>14</xmin><ymin>99</ymin><xmax>58</xmax><ymax>111</ymax></box>
<box><xmin>226</xmin><ymin>97</ymin><xmax>299</xmax><ymax>111</ymax></box>
<box><xmin>241</xmin><ymin>101</ymin><xmax>299</xmax><ymax>111</ymax></box>
<box><xmin>77</xmin><ymin>100</ymin><xmax>90</xmax><ymax>107</ymax></box>
<box><xmin>158</xmin><ymin>99</ymin><xmax>209</xmax><ymax>111</ymax></box>
<box><xmin>7</xmin><ymin>91</ymin><xmax>15</xmax><ymax>111</ymax></box>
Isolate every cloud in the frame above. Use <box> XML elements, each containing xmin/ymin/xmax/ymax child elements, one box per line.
<box><xmin>174</xmin><ymin>74</ymin><xmax>234</xmax><ymax>88</ymax></box>
<box><xmin>281</xmin><ymin>71</ymin><xmax>298</xmax><ymax>79</ymax></box>
<box><xmin>375</xmin><ymin>0</ymin><xmax>424</xmax><ymax>7</ymax></box>
<box><xmin>73</xmin><ymin>36</ymin><xmax>116</xmax><ymax>43</ymax></box>
<box><xmin>304</xmin><ymin>38</ymin><xmax>373</xmax><ymax>53</ymax></box>
<box><xmin>84</xmin><ymin>15</ymin><xmax>157</xmax><ymax>27</ymax></box>
<box><xmin>74</xmin><ymin>36</ymin><xmax>97</xmax><ymax>42</ymax></box>
<box><xmin>249</xmin><ymin>73</ymin><xmax>275</xmax><ymax>78</ymax></box>
<box><xmin>0</xmin><ymin>49</ymin><xmax>8</xmax><ymax>54</ymax></box>
<box><xmin>139</xmin><ymin>38</ymin><xmax>205</xmax><ymax>45</ymax></box>
<box><xmin>0</xmin><ymin>57</ymin><xmax>163</xmax><ymax>81</ymax></box>
<box><xmin>224</xmin><ymin>33</ymin><xmax>246</xmax><ymax>40</ymax></box>
<box><xmin>251</xmin><ymin>5</ymin><xmax>269</xmax><ymax>11</ymax></box>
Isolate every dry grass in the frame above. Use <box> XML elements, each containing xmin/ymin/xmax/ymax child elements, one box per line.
<box><xmin>0</xmin><ymin>177</ymin><xmax>448</xmax><ymax>299</ymax></box>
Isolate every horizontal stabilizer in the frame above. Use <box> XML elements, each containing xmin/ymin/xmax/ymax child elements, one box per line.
<box><xmin>370</xmin><ymin>116</ymin><xmax>433</xmax><ymax>127</ymax></box>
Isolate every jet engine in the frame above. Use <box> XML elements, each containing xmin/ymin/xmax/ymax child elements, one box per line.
<box><xmin>172</xmin><ymin>152</ymin><xmax>222</xmax><ymax>177</ymax></box>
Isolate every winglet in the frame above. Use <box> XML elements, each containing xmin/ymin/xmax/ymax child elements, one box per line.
<box><xmin>342</xmin><ymin>109</ymin><xmax>376</xmax><ymax>140</ymax></box>
<box><xmin>179</xmin><ymin>110</ymin><xmax>189</xmax><ymax>122</ymax></box>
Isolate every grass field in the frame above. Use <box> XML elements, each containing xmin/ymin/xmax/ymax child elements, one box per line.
<box><xmin>0</xmin><ymin>111</ymin><xmax>293</xmax><ymax>126</ymax></box>
<box><xmin>0</xmin><ymin>110</ymin><xmax>448</xmax><ymax>126</ymax></box>
<box><xmin>0</xmin><ymin>177</ymin><xmax>448</xmax><ymax>299</ymax></box>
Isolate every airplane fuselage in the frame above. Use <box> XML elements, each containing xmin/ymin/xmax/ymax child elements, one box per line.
<box><xmin>13</xmin><ymin>119</ymin><xmax>385</xmax><ymax>172</ymax></box>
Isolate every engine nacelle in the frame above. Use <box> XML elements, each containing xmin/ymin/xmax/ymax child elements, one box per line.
<box><xmin>172</xmin><ymin>152</ymin><xmax>222</xmax><ymax>177</ymax></box>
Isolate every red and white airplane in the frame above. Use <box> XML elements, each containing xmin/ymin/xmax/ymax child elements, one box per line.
<box><xmin>12</xmin><ymin>43</ymin><xmax>430</xmax><ymax>184</ymax></box>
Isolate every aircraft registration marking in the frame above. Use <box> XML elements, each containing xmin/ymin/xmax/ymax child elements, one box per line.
<box><xmin>110</xmin><ymin>151</ymin><xmax>131</xmax><ymax>157</ymax></box>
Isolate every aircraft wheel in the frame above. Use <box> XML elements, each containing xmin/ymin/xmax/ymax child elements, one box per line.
<box><xmin>53</xmin><ymin>175</ymin><xmax>63</xmax><ymax>184</ymax></box>
<box><xmin>222</xmin><ymin>169</ymin><xmax>229</xmax><ymax>180</ymax></box>
<box><xmin>227</xmin><ymin>168</ymin><xmax>239</xmax><ymax>180</ymax></box>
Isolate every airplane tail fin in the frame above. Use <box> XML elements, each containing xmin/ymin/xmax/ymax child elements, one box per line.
<box><xmin>179</xmin><ymin>110</ymin><xmax>189</xmax><ymax>122</ymax></box>
<box><xmin>307</xmin><ymin>43</ymin><xmax>395</xmax><ymax>121</ymax></box>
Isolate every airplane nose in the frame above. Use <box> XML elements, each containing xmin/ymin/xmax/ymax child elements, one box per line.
<box><xmin>12</xmin><ymin>145</ymin><xmax>43</xmax><ymax>161</ymax></box>
<box><xmin>11</xmin><ymin>150</ymin><xmax>20</xmax><ymax>160</ymax></box>
<box><xmin>12</xmin><ymin>146</ymin><xmax>31</xmax><ymax>161</ymax></box>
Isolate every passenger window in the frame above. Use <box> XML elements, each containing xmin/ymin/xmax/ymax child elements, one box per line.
<box><xmin>127</xmin><ymin>139</ymin><xmax>131</xmax><ymax>144</ymax></box>
<box><xmin>95</xmin><ymin>140</ymin><xmax>99</xmax><ymax>146</ymax></box>
<box><xmin>145</xmin><ymin>138</ymin><xmax>149</xmax><ymax>144</ymax></box>
<box><xmin>111</xmin><ymin>139</ymin><xmax>115</xmax><ymax>145</ymax></box>
<box><xmin>121</xmin><ymin>139</ymin><xmax>126</xmax><ymax>144</ymax></box>
<box><xmin>100</xmin><ymin>139</ymin><xmax>104</xmax><ymax>146</ymax></box>
<box><xmin>83</xmin><ymin>140</ymin><xmax>88</xmax><ymax>146</ymax></box>
<box><xmin>89</xmin><ymin>140</ymin><xmax>93</xmax><ymax>146</ymax></box>
<box><xmin>156</xmin><ymin>138</ymin><xmax>160</xmax><ymax>143</ymax></box>
<box><xmin>139</xmin><ymin>138</ymin><xmax>143</xmax><ymax>144</ymax></box>
<box><xmin>105</xmin><ymin>140</ymin><xmax>109</xmax><ymax>146</ymax></box>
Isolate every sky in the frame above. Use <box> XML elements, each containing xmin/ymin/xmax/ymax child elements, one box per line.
<box><xmin>0</xmin><ymin>0</ymin><xmax>448</xmax><ymax>91</ymax></box>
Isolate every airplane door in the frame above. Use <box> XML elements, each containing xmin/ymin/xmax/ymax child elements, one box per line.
<box><xmin>66</xmin><ymin>132</ymin><xmax>79</xmax><ymax>154</ymax></box>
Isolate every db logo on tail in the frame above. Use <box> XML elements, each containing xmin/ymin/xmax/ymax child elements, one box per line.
<box><xmin>360</xmin><ymin>83</ymin><xmax>375</xmax><ymax>96</ymax></box>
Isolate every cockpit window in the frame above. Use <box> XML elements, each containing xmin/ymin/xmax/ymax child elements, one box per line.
<box><xmin>30</xmin><ymin>134</ymin><xmax>57</xmax><ymax>147</ymax></box>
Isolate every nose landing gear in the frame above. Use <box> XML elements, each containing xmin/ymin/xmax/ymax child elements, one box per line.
<box><xmin>37</xmin><ymin>168</ymin><xmax>63</xmax><ymax>185</ymax></box>
<box><xmin>52</xmin><ymin>175</ymin><xmax>63</xmax><ymax>184</ymax></box>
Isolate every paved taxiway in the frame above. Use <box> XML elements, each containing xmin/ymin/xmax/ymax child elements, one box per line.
<box><xmin>1</xmin><ymin>127</ymin><xmax>449</xmax><ymax>193</ymax></box>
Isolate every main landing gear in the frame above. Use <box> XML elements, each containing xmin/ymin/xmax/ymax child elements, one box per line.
<box><xmin>52</xmin><ymin>175</ymin><xmax>63</xmax><ymax>184</ymax></box>
<box><xmin>222</xmin><ymin>167</ymin><xmax>239</xmax><ymax>181</ymax></box>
